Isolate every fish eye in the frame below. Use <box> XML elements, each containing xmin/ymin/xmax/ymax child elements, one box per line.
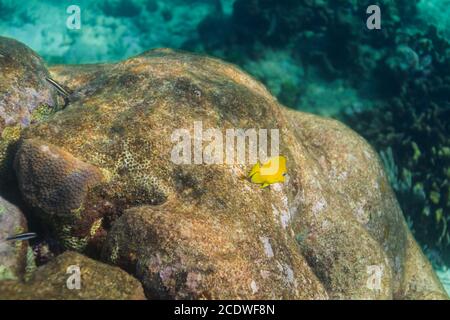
<box><xmin>282</xmin><ymin>173</ymin><xmax>287</xmax><ymax>176</ymax></box>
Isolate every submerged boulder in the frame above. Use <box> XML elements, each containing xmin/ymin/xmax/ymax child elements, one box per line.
<box><xmin>0</xmin><ymin>36</ymin><xmax>59</xmax><ymax>191</ymax></box>
<box><xmin>14</xmin><ymin>138</ymin><xmax>104</xmax><ymax>251</ymax></box>
<box><xmin>0</xmin><ymin>36</ymin><xmax>57</xmax><ymax>126</ymax></box>
<box><xmin>0</xmin><ymin>196</ymin><xmax>28</xmax><ymax>281</ymax></box>
<box><xmin>0</xmin><ymin>251</ymin><xmax>145</xmax><ymax>300</ymax></box>
<box><xmin>3</xmin><ymin>37</ymin><xmax>447</xmax><ymax>299</ymax></box>
<box><xmin>102</xmin><ymin>205</ymin><xmax>327</xmax><ymax>299</ymax></box>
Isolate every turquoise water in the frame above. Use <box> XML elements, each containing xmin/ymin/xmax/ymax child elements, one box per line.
<box><xmin>0</xmin><ymin>0</ymin><xmax>235</xmax><ymax>64</ymax></box>
<box><xmin>436</xmin><ymin>268</ymin><xmax>450</xmax><ymax>295</ymax></box>
<box><xmin>1</xmin><ymin>1</ymin><xmax>448</xmax><ymax>65</ymax></box>
<box><xmin>1</xmin><ymin>0</ymin><xmax>449</xmax><ymax>295</ymax></box>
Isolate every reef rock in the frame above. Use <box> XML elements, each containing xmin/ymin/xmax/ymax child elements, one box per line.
<box><xmin>0</xmin><ymin>36</ymin><xmax>57</xmax><ymax>127</ymax></box>
<box><xmin>7</xmin><ymin>40</ymin><xmax>448</xmax><ymax>299</ymax></box>
<box><xmin>0</xmin><ymin>36</ymin><xmax>59</xmax><ymax>191</ymax></box>
<box><xmin>14</xmin><ymin>138</ymin><xmax>104</xmax><ymax>251</ymax></box>
<box><xmin>0</xmin><ymin>196</ymin><xmax>28</xmax><ymax>281</ymax></box>
<box><xmin>0</xmin><ymin>251</ymin><xmax>145</xmax><ymax>300</ymax></box>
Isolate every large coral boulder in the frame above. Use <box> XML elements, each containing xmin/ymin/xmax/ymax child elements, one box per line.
<box><xmin>0</xmin><ymin>251</ymin><xmax>145</xmax><ymax>300</ymax></box>
<box><xmin>8</xmin><ymin>44</ymin><xmax>448</xmax><ymax>299</ymax></box>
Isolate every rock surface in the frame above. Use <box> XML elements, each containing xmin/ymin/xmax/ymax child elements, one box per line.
<box><xmin>103</xmin><ymin>205</ymin><xmax>327</xmax><ymax>299</ymax></box>
<box><xmin>1</xmin><ymin>37</ymin><xmax>448</xmax><ymax>299</ymax></box>
<box><xmin>0</xmin><ymin>196</ymin><xmax>28</xmax><ymax>281</ymax></box>
<box><xmin>0</xmin><ymin>36</ymin><xmax>59</xmax><ymax>191</ymax></box>
<box><xmin>0</xmin><ymin>36</ymin><xmax>57</xmax><ymax>128</ymax></box>
<box><xmin>0</xmin><ymin>251</ymin><xmax>145</xmax><ymax>300</ymax></box>
<box><xmin>14</xmin><ymin>138</ymin><xmax>104</xmax><ymax>251</ymax></box>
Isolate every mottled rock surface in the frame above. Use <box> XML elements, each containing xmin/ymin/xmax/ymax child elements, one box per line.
<box><xmin>0</xmin><ymin>196</ymin><xmax>28</xmax><ymax>281</ymax></box>
<box><xmin>14</xmin><ymin>139</ymin><xmax>104</xmax><ymax>251</ymax></box>
<box><xmin>0</xmin><ymin>36</ymin><xmax>59</xmax><ymax>191</ymax></box>
<box><xmin>0</xmin><ymin>36</ymin><xmax>57</xmax><ymax>128</ymax></box>
<box><xmin>103</xmin><ymin>205</ymin><xmax>326</xmax><ymax>299</ymax></box>
<box><xmin>2</xmin><ymin>37</ymin><xmax>448</xmax><ymax>299</ymax></box>
<box><xmin>0</xmin><ymin>251</ymin><xmax>145</xmax><ymax>300</ymax></box>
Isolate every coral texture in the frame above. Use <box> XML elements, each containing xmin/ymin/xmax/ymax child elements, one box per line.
<box><xmin>0</xmin><ymin>196</ymin><xmax>28</xmax><ymax>281</ymax></box>
<box><xmin>0</xmin><ymin>251</ymin><xmax>146</xmax><ymax>300</ymax></box>
<box><xmin>6</xmin><ymin>41</ymin><xmax>446</xmax><ymax>299</ymax></box>
<box><xmin>0</xmin><ymin>36</ymin><xmax>59</xmax><ymax>191</ymax></box>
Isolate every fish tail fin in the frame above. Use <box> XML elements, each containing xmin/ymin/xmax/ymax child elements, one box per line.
<box><xmin>247</xmin><ymin>162</ymin><xmax>261</xmax><ymax>178</ymax></box>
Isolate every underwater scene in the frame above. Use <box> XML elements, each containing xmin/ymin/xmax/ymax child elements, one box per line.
<box><xmin>0</xmin><ymin>0</ymin><xmax>449</xmax><ymax>300</ymax></box>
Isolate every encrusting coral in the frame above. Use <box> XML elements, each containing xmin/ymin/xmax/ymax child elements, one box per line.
<box><xmin>0</xmin><ymin>36</ymin><xmax>59</xmax><ymax>194</ymax></box>
<box><xmin>0</xmin><ymin>25</ymin><xmax>448</xmax><ymax>299</ymax></box>
<box><xmin>1</xmin><ymin>36</ymin><xmax>445</xmax><ymax>299</ymax></box>
<box><xmin>192</xmin><ymin>1</ymin><xmax>450</xmax><ymax>265</ymax></box>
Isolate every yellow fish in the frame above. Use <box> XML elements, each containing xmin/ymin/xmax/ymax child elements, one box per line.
<box><xmin>247</xmin><ymin>156</ymin><xmax>287</xmax><ymax>189</ymax></box>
